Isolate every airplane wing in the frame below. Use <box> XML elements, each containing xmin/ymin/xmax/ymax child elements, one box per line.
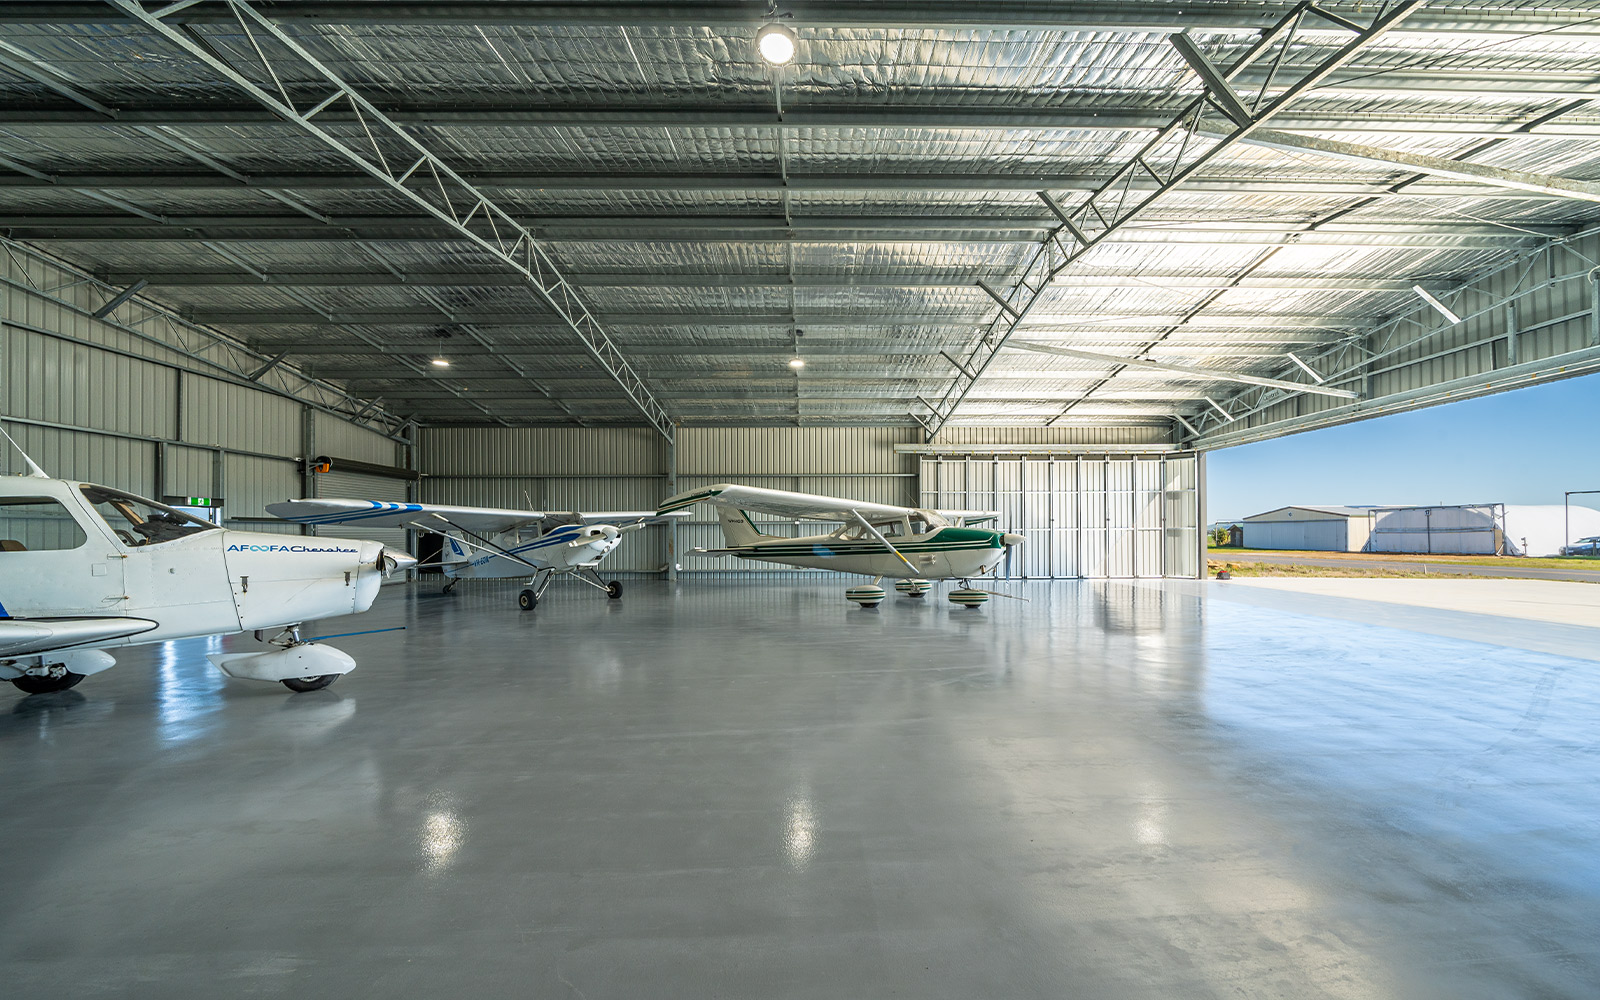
<box><xmin>658</xmin><ymin>484</ymin><xmax>921</xmax><ymax>523</ymax></box>
<box><xmin>0</xmin><ymin>616</ymin><xmax>159</xmax><ymax>657</ymax></box>
<box><xmin>577</xmin><ymin>511</ymin><xmax>691</xmax><ymax>527</ymax></box>
<box><xmin>267</xmin><ymin>499</ymin><xmax>543</xmax><ymax>536</ymax></box>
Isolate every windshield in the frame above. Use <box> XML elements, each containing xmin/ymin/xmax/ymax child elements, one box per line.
<box><xmin>80</xmin><ymin>485</ymin><xmax>219</xmax><ymax>547</ymax></box>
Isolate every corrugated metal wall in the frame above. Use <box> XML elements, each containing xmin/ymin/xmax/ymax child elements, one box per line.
<box><xmin>419</xmin><ymin>425</ymin><xmax>1181</xmax><ymax>578</ymax></box>
<box><xmin>677</xmin><ymin>427</ymin><xmax>920</xmax><ymax>576</ymax></box>
<box><xmin>2</xmin><ymin>246</ymin><xmax>399</xmax><ymax>536</ymax></box>
<box><xmin>419</xmin><ymin>427</ymin><xmax>668</xmax><ymax>573</ymax></box>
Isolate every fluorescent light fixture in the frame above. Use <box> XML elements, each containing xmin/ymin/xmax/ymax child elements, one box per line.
<box><xmin>788</xmin><ymin>357</ymin><xmax>805</xmax><ymax>369</ymax></box>
<box><xmin>757</xmin><ymin>22</ymin><xmax>797</xmax><ymax>65</ymax></box>
<box><xmin>431</xmin><ymin>358</ymin><xmax>451</xmax><ymax>367</ymax></box>
<box><xmin>1411</xmin><ymin>284</ymin><xmax>1462</xmax><ymax>324</ymax></box>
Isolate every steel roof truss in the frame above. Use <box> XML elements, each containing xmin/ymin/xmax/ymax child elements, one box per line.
<box><xmin>921</xmin><ymin>0</ymin><xmax>1426</xmax><ymax>438</ymax></box>
<box><xmin>109</xmin><ymin>0</ymin><xmax>674</xmax><ymax>441</ymax></box>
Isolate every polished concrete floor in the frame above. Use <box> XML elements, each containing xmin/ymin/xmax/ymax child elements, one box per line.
<box><xmin>2</xmin><ymin>578</ymin><xmax>1598</xmax><ymax>998</ymax></box>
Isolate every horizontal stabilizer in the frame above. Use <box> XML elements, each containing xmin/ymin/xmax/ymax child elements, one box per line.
<box><xmin>0</xmin><ymin>616</ymin><xmax>159</xmax><ymax>657</ymax></box>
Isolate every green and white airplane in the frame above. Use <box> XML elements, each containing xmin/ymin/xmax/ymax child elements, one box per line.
<box><xmin>657</xmin><ymin>484</ymin><xmax>1023</xmax><ymax>608</ymax></box>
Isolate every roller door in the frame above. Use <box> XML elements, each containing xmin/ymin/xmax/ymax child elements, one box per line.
<box><xmin>312</xmin><ymin>468</ymin><xmax>410</xmax><ymax>554</ymax></box>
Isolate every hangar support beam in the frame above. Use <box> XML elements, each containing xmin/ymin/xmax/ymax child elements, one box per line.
<box><xmin>1194</xmin><ymin>232</ymin><xmax>1600</xmax><ymax>449</ymax></box>
<box><xmin>108</xmin><ymin>0</ymin><xmax>675</xmax><ymax>442</ymax></box>
<box><xmin>922</xmin><ymin>0</ymin><xmax>1427</xmax><ymax>440</ymax></box>
<box><xmin>13</xmin><ymin>1</ymin><xmax>1597</xmax><ymax>36</ymax></box>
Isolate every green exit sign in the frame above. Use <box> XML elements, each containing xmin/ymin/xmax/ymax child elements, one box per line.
<box><xmin>166</xmin><ymin>495</ymin><xmax>222</xmax><ymax>508</ymax></box>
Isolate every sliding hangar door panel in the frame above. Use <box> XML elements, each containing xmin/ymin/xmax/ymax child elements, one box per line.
<box><xmin>919</xmin><ymin>454</ymin><xmax>1198</xmax><ymax>580</ymax></box>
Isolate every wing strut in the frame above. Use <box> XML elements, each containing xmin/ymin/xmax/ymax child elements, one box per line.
<box><xmin>425</xmin><ymin>513</ymin><xmax>541</xmax><ymax>571</ymax></box>
<box><xmin>850</xmin><ymin>510</ymin><xmax>921</xmax><ymax>576</ymax></box>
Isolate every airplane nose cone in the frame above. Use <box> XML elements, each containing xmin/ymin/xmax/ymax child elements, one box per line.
<box><xmin>380</xmin><ymin>548</ymin><xmax>419</xmax><ymax>576</ymax></box>
<box><xmin>1002</xmin><ymin>533</ymin><xmax>1025</xmax><ymax>546</ymax></box>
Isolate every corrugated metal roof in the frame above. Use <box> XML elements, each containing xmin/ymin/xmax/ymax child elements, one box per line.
<box><xmin>2</xmin><ymin>2</ymin><xmax>1598</xmax><ymax>429</ymax></box>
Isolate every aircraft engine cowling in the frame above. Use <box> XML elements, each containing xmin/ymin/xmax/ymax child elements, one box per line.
<box><xmin>352</xmin><ymin>540</ymin><xmax>418</xmax><ymax>611</ymax></box>
<box><xmin>555</xmin><ymin>524</ymin><xmax>622</xmax><ymax>567</ymax></box>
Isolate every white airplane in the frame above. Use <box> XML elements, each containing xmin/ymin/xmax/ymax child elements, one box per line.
<box><xmin>266</xmin><ymin>499</ymin><xmax>686</xmax><ymax>609</ymax></box>
<box><xmin>656</xmin><ymin>483</ymin><xmax>1023</xmax><ymax>608</ymax></box>
<box><xmin>0</xmin><ymin>435</ymin><xmax>415</xmax><ymax>696</ymax></box>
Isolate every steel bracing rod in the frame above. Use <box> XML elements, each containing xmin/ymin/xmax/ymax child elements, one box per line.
<box><xmin>0</xmin><ymin>235</ymin><xmax>406</xmax><ymax>433</ymax></box>
<box><xmin>1231</xmin><ymin>129</ymin><xmax>1600</xmax><ymax>205</ymax></box>
<box><xmin>191</xmin><ymin>238</ymin><xmax>508</xmax><ymax>426</ymax></box>
<box><xmin>1004</xmin><ymin>341</ymin><xmax>1358</xmax><ymax>399</ymax></box>
<box><xmin>108</xmin><ymin>0</ymin><xmax>673</xmax><ymax>441</ymax></box>
<box><xmin>921</xmin><ymin>0</ymin><xmax>1425</xmax><ymax>438</ymax></box>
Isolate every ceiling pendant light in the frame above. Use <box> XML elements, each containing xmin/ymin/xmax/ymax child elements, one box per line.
<box><xmin>757</xmin><ymin>21</ymin><xmax>797</xmax><ymax>66</ymax></box>
<box><xmin>788</xmin><ymin>357</ymin><xmax>805</xmax><ymax>369</ymax></box>
<box><xmin>431</xmin><ymin>358</ymin><xmax>451</xmax><ymax>367</ymax></box>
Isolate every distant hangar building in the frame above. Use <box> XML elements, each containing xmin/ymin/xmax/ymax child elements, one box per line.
<box><xmin>1241</xmin><ymin>506</ymin><xmax>1373</xmax><ymax>552</ymax></box>
<box><xmin>1241</xmin><ymin>504</ymin><xmax>1600</xmax><ymax>555</ymax></box>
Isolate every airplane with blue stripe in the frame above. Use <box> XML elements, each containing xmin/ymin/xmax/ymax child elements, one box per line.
<box><xmin>268</xmin><ymin>498</ymin><xmax>687</xmax><ymax>610</ymax></box>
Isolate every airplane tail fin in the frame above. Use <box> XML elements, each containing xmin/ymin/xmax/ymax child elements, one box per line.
<box><xmin>440</xmin><ymin>534</ymin><xmax>472</xmax><ymax>569</ymax></box>
<box><xmin>716</xmin><ymin>506</ymin><xmax>765</xmax><ymax>547</ymax></box>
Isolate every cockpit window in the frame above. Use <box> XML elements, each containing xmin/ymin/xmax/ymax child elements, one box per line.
<box><xmin>0</xmin><ymin>496</ymin><xmax>88</xmax><ymax>551</ymax></box>
<box><xmin>79</xmin><ymin>485</ymin><xmax>218</xmax><ymax>547</ymax></box>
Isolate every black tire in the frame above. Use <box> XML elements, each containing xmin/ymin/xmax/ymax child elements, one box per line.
<box><xmin>860</xmin><ymin>602</ymin><xmax>880</xmax><ymax>609</ymax></box>
<box><xmin>281</xmin><ymin>674</ymin><xmax>338</xmax><ymax>693</ymax></box>
<box><xmin>442</xmin><ymin>580</ymin><xmax>457</xmax><ymax>594</ymax></box>
<box><xmin>11</xmin><ymin>671</ymin><xmax>86</xmax><ymax>695</ymax></box>
<box><xmin>606</xmin><ymin>580</ymin><xmax>623</xmax><ymax>599</ymax></box>
<box><xmin>519</xmin><ymin>589</ymin><xmax>537</xmax><ymax>610</ymax></box>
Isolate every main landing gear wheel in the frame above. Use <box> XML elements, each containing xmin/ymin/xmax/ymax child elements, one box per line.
<box><xmin>281</xmin><ymin>674</ymin><xmax>338</xmax><ymax>693</ymax></box>
<box><xmin>10</xmin><ymin>671</ymin><xmax>86</xmax><ymax>695</ymax></box>
<box><xmin>442</xmin><ymin>579</ymin><xmax>458</xmax><ymax>595</ymax></box>
<box><xmin>846</xmin><ymin>585</ymin><xmax>887</xmax><ymax>609</ymax></box>
<box><xmin>606</xmin><ymin>580</ymin><xmax>623</xmax><ymax>599</ymax></box>
<box><xmin>519</xmin><ymin>588</ymin><xmax>538</xmax><ymax>610</ymax></box>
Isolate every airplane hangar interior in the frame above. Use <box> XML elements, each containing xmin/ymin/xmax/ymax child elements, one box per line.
<box><xmin>3</xmin><ymin>2</ymin><xmax>1600</xmax><ymax>996</ymax></box>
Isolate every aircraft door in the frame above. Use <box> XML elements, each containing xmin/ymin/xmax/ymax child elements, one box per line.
<box><xmin>0</xmin><ymin>493</ymin><xmax>124</xmax><ymax>616</ymax></box>
<box><xmin>75</xmin><ymin>485</ymin><xmax>239</xmax><ymax>634</ymax></box>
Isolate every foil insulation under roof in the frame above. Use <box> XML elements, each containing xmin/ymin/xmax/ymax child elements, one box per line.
<box><xmin>1</xmin><ymin>3</ymin><xmax>1598</xmax><ymax>428</ymax></box>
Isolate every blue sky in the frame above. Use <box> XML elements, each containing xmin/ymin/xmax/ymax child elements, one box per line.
<box><xmin>1207</xmin><ymin>371</ymin><xmax>1600</xmax><ymax>522</ymax></box>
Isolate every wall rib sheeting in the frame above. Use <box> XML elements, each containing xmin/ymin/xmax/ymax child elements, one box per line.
<box><xmin>2</xmin><ymin>243</ymin><xmax>391</xmax><ymax>535</ymax></box>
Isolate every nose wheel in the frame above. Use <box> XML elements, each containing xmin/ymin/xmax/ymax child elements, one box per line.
<box><xmin>10</xmin><ymin>669</ymin><xmax>86</xmax><ymax>695</ymax></box>
<box><xmin>282</xmin><ymin>674</ymin><xmax>338</xmax><ymax>693</ymax></box>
